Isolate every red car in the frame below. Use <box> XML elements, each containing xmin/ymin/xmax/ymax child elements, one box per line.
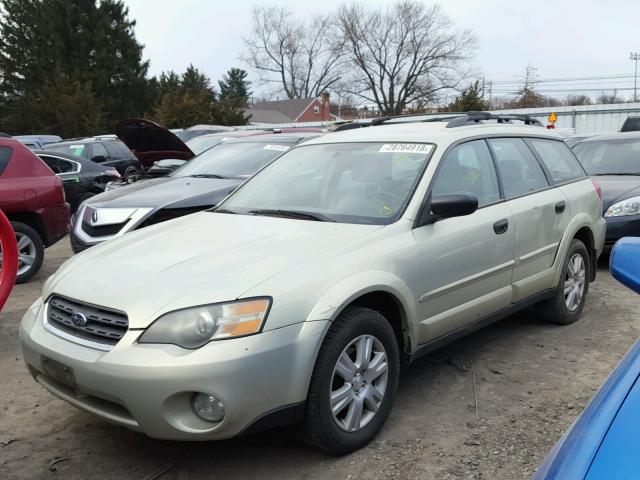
<box><xmin>0</xmin><ymin>137</ymin><xmax>69</xmax><ymax>283</ymax></box>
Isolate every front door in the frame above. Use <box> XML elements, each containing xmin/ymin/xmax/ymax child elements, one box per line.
<box><xmin>411</xmin><ymin>139</ymin><xmax>515</xmax><ymax>343</ymax></box>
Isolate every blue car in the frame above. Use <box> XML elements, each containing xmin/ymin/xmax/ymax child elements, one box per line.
<box><xmin>535</xmin><ymin>236</ymin><xmax>640</xmax><ymax>479</ymax></box>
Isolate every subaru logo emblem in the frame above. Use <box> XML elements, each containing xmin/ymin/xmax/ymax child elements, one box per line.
<box><xmin>91</xmin><ymin>210</ymin><xmax>99</xmax><ymax>224</ymax></box>
<box><xmin>70</xmin><ymin>312</ymin><xmax>88</xmax><ymax>327</ymax></box>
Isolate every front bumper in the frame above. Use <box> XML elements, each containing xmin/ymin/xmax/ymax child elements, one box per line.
<box><xmin>604</xmin><ymin>214</ymin><xmax>640</xmax><ymax>249</ymax></box>
<box><xmin>20</xmin><ymin>300</ymin><xmax>328</xmax><ymax>440</ymax></box>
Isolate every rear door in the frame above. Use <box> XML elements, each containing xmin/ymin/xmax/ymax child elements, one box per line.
<box><xmin>413</xmin><ymin>139</ymin><xmax>515</xmax><ymax>343</ymax></box>
<box><xmin>488</xmin><ymin>137</ymin><xmax>569</xmax><ymax>301</ymax></box>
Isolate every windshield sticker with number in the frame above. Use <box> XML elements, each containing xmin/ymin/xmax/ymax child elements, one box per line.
<box><xmin>378</xmin><ymin>144</ymin><xmax>433</xmax><ymax>154</ymax></box>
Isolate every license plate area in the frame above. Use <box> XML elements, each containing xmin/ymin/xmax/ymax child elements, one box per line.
<box><xmin>41</xmin><ymin>356</ymin><xmax>76</xmax><ymax>388</ymax></box>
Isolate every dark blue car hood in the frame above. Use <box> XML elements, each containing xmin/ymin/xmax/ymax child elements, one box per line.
<box><xmin>89</xmin><ymin>176</ymin><xmax>241</xmax><ymax>209</ymax></box>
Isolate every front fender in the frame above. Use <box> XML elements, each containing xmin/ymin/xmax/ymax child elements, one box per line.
<box><xmin>306</xmin><ymin>269</ymin><xmax>418</xmax><ymax>350</ymax></box>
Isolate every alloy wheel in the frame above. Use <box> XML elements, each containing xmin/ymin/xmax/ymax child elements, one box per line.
<box><xmin>564</xmin><ymin>253</ymin><xmax>586</xmax><ymax>311</ymax></box>
<box><xmin>0</xmin><ymin>232</ymin><xmax>37</xmax><ymax>276</ymax></box>
<box><xmin>330</xmin><ymin>334</ymin><xmax>389</xmax><ymax>432</ymax></box>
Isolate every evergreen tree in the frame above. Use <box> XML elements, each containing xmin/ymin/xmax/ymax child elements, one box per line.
<box><xmin>151</xmin><ymin>65</ymin><xmax>218</xmax><ymax>128</ymax></box>
<box><xmin>0</xmin><ymin>0</ymin><xmax>151</xmax><ymax>134</ymax></box>
<box><xmin>444</xmin><ymin>81</ymin><xmax>488</xmax><ymax>112</ymax></box>
<box><xmin>218</xmin><ymin>68</ymin><xmax>252</xmax><ymax>125</ymax></box>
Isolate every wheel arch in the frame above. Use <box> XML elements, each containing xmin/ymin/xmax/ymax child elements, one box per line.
<box><xmin>554</xmin><ymin>216</ymin><xmax>599</xmax><ymax>286</ymax></box>
<box><xmin>5</xmin><ymin>211</ymin><xmax>47</xmax><ymax>244</ymax></box>
<box><xmin>306</xmin><ymin>270</ymin><xmax>417</xmax><ymax>363</ymax></box>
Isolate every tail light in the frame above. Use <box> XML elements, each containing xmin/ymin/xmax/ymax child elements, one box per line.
<box><xmin>591</xmin><ymin>179</ymin><xmax>602</xmax><ymax>199</ymax></box>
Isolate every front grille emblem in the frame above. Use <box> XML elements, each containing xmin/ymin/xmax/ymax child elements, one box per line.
<box><xmin>70</xmin><ymin>312</ymin><xmax>88</xmax><ymax>327</ymax></box>
<box><xmin>91</xmin><ymin>210</ymin><xmax>99</xmax><ymax>224</ymax></box>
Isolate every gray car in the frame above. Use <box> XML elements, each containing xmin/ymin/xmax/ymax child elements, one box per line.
<box><xmin>20</xmin><ymin>114</ymin><xmax>605</xmax><ymax>455</ymax></box>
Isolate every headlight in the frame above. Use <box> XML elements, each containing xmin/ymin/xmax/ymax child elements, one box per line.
<box><xmin>138</xmin><ymin>298</ymin><xmax>271</xmax><ymax>349</ymax></box>
<box><xmin>605</xmin><ymin>196</ymin><xmax>640</xmax><ymax>217</ymax></box>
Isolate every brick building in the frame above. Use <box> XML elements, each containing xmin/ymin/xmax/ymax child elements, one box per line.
<box><xmin>246</xmin><ymin>92</ymin><xmax>335</xmax><ymax>124</ymax></box>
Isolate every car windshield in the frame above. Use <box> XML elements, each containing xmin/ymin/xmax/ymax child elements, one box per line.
<box><xmin>573</xmin><ymin>139</ymin><xmax>640</xmax><ymax>175</ymax></box>
<box><xmin>47</xmin><ymin>142</ymin><xmax>89</xmax><ymax>159</ymax></box>
<box><xmin>186</xmin><ymin>135</ymin><xmax>224</xmax><ymax>155</ymax></box>
<box><xmin>218</xmin><ymin>142</ymin><xmax>434</xmax><ymax>225</ymax></box>
<box><xmin>172</xmin><ymin>141</ymin><xmax>291</xmax><ymax>179</ymax></box>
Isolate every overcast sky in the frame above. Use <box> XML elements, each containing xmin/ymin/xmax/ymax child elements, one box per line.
<box><xmin>124</xmin><ymin>0</ymin><xmax>640</xmax><ymax>100</ymax></box>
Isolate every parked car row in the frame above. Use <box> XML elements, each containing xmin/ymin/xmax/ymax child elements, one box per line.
<box><xmin>19</xmin><ymin>113</ymin><xmax>607</xmax><ymax>455</ymax></box>
<box><xmin>70</xmin><ymin>132</ymin><xmax>319</xmax><ymax>252</ymax></box>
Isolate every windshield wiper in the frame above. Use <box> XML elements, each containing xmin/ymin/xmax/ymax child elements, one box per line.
<box><xmin>188</xmin><ymin>174</ymin><xmax>229</xmax><ymax>179</ymax></box>
<box><xmin>214</xmin><ymin>207</ymin><xmax>237</xmax><ymax>214</ymax></box>
<box><xmin>248</xmin><ymin>209</ymin><xmax>336</xmax><ymax>222</ymax></box>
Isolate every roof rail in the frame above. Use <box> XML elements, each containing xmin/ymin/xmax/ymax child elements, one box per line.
<box><xmin>332</xmin><ymin>111</ymin><xmax>543</xmax><ymax>131</ymax></box>
<box><xmin>444</xmin><ymin>112</ymin><xmax>543</xmax><ymax>128</ymax></box>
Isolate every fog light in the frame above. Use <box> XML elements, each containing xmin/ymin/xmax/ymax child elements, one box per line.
<box><xmin>192</xmin><ymin>393</ymin><xmax>225</xmax><ymax>422</ymax></box>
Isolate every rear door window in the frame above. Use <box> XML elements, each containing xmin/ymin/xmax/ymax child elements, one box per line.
<box><xmin>105</xmin><ymin>140</ymin><xmax>131</xmax><ymax>159</ymax></box>
<box><xmin>91</xmin><ymin>142</ymin><xmax>109</xmax><ymax>162</ymax></box>
<box><xmin>527</xmin><ymin>138</ymin><xmax>586</xmax><ymax>183</ymax></box>
<box><xmin>40</xmin><ymin>155</ymin><xmax>78</xmax><ymax>174</ymax></box>
<box><xmin>488</xmin><ymin>138</ymin><xmax>549</xmax><ymax>198</ymax></box>
<box><xmin>0</xmin><ymin>146</ymin><xmax>12</xmax><ymax>175</ymax></box>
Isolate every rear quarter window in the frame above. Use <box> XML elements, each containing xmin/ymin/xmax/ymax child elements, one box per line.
<box><xmin>527</xmin><ymin>138</ymin><xmax>586</xmax><ymax>183</ymax></box>
<box><xmin>0</xmin><ymin>146</ymin><xmax>12</xmax><ymax>175</ymax></box>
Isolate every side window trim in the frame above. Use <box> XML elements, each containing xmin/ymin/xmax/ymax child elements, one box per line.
<box><xmin>521</xmin><ymin>137</ymin><xmax>557</xmax><ymax>186</ymax></box>
<box><xmin>483</xmin><ymin>138</ymin><xmax>505</xmax><ymax>200</ymax></box>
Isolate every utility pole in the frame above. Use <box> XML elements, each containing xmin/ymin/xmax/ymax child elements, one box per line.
<box><xmin>488</xmin><ymin>81</ymin><xmax>493</xmax><ymax>109</ymax></box>
<box><xmin>631</xmin><ymin>52</ymin><xmax>640</xmax><ymax>102</ymax></box>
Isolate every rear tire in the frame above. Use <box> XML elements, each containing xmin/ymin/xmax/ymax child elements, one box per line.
<box><xmin>537</xmin><ymin>239</ymin><xmax>589</xmax><ymax>325</ymax></box>
<box><xmin>10</xmin><ymin>222</ymin><xmax>44</xmax><ymax>284</ymax></box>
<box><xmin>299</xmin><ymin>306</ymin><xmax>400</xmax><ymax>455</ymax></box>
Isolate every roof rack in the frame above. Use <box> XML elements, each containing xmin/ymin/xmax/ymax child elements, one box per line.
<box><xmin>444</xmin><ymin>112</ymin><xmax>543</xmax><ymax>128</ymax></box>
<box><xmin>333</xmin><ymin>111</ymin><xmax>543</xmax><ymax>131</ymax></box>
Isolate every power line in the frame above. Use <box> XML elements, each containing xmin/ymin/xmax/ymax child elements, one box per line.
<box><xmin>490</xmin><ymin>73</ymin><xmax>636</xmax><ymax>84</ymax></box>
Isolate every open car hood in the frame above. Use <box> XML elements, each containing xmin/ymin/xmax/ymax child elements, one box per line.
<box><xmin>116</xmin><ymin>118</ymin><xmax>195</xmax><ymax>168</ymax></box>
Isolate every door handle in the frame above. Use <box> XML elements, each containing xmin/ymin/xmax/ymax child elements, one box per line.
<box><xmin>555</xmin><ymin>201</ymin><xmax>566</xmax><ymax>214</ymax></box>
<box><xmin>493</xmin><ymin>219</ymin><xmax>509</xmax><ymax>234</ymax></box>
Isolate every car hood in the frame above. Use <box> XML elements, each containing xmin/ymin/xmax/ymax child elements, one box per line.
<box><xmin>88</xmin><ymin>176</ymin><xmax>241</xmax><ymax>209</ymax></box>
<box><xmin>593</xmin><ymin>175</ymin><xmax>640</xmax><ymax>210</ymax></box>
<box><xmin>116</xmin><ymin>118</ymin><xmax>195</xmax><ymax>168</ymax></box>
<box><xmin>46</xmin><ymin>212</ymin><xmax>382</xmax><ymax>328</ymax></box>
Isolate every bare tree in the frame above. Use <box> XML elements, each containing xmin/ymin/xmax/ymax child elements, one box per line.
<box><xmin>596</xmin><ymin>90</ymin><xmax>623</xmax><ymax>104</ymax></box>
<box><xmin>565</xmin><ymin>94</ymin><xmax>592</xmax><ymax>106</ymax></box>
<box><xmin>336</xmin><ymin>1</ymin><xmax>476</xmax><ymax>115</ymax></box>
<box><xmin>242</xmin><ymin>5</ymin><xmax>345</xmax><ymax>99</ymax></box>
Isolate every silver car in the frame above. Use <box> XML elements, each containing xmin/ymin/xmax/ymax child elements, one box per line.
<box><xmin>20</xmin><ymin>115</ymin><xmax>605</xmax><ymax>455</ymax></box>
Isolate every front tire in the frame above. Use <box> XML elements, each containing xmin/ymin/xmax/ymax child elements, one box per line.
<box><xmin>537</xmin><ymin>239</ymin><xmax>589</xmax><ymax>325</ymax></box>
<box><xmin>300</xmin><ymin>307</ymin><xmax>400</xmax><ymax>455</ymax></box>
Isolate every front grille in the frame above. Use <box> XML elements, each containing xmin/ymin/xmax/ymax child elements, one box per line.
<box><xmin>81</xmin><ymin>219</ymin><xmax>128</xmax><ymax>237</ymax></box>
<box><xmin>137</xmin><ymin>207</ymin><xmax>205</xmax><ymax>228</ymax></box>
<box><xmin>47</xmin><ymin>296</ymin><xmax>128</xmax><ymax>347</ymax></box>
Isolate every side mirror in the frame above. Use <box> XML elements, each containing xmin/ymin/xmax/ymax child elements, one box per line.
<box><xmin>92</xmin><ymin>155</ymin><xmax>107</xmax><ymax>163</ymax></box>
<box><xmin>430</xmin><ymin>193</ymin><xmax>478</xmax><ymax>218</ymax></box>
<box><xmin>610</xmin><ymin>237</ymin><xmax>640</xmax><ymax>294</ymax></box>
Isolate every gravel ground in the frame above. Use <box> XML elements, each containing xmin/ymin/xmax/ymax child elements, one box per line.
<box><xmin>1</xmin><ymin>239</ymin><xmax>639</xmax><ymax>480</ymax></box>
